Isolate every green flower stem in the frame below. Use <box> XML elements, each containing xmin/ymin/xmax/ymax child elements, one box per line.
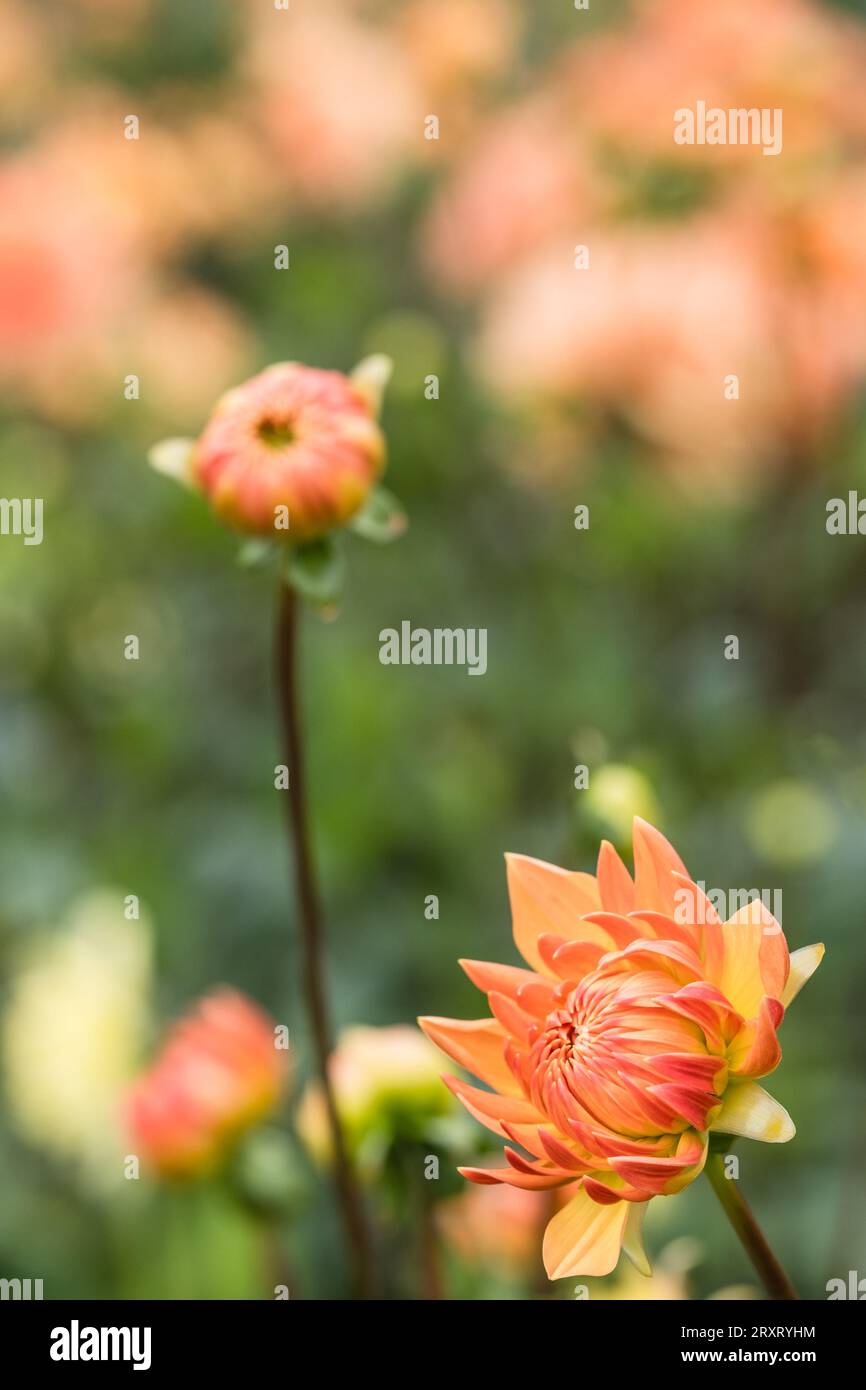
<box><xmin>275</xmin><ymin>581</ymin><xmax>373</xmax><ymax>1298</ymax></box>
<box><xmin>705</xmin><ymin>1151</ymin><xmax>798</xmax><ymax>1299</ymax></box>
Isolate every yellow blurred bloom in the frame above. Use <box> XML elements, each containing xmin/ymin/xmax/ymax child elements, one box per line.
<box><xmin>1</xmin><ymin>892</ymin><xmax>151</xmax><ymax>1183</ymax></box>
<box><xmin>584</xmin><ymin>763</ymin><xmax>660</xmax><ymax>847</ymax></box>
<box><xmin>297</xmin><ymin>1025</ymin><xmax>451</xmax><ymax>1173</ymax></box>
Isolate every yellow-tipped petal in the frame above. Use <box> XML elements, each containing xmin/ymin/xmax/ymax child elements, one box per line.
<box><xmin>709</xmin><ymin>1081</ymin><xmax>795</xmax><ymax>1143</ymax></box>
<box><xmin>781</xmin><ymin>943</ymin><xmax>824</xmax><ymax>1008</ymax></box>
<box><xmin>543</xmin><ymin>1187</ymin><xmax>628</xmax><ymax>1280</ymax></box>
<box><xmin>350</xmin><ymin>354</ymin><xmax>393</xmax><ymax>416</ymax></box>
<box><xmin>621</xmin><ymin>1200</ymin><xmax>652</xmax><ymax>1276</ymax></box>
<box><xmin>717</xmin><ymin>904</ymin><xmax>771</xmax><ymax>1020</ymax></box>
<box><xmin>148</xmin><ymin>437</ymin><xmax>198</xmax><ymax>489</ymax></box>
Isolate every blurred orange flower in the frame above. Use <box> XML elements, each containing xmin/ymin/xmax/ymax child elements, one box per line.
<box><xmin>436</xmin><ymin>1181</ymin><xmax>547</xmax><ymax>1276</ymax></box>
<box><xmin>127</xmin><ymin>988</ymin><xmax>287</xmax><ymax>1178</ymax></box>
<box><xmin>0</xmin><ymin>151</ymin><xmax>141</xmax><ymax>415</ymax></box>
<box><xmin>420</xmin><ymin>819</ymin><xmax>823</xmax><ymax>1279</ymax></box>
<box><xmin>423</xmin><ymin>0</ymin><xmax>866</xmax><ymax>485</ymax></box>
<box><xmin>247</xmin><ymin>3</ymin><xmax>417</xmax><ymax>213</ymax></box>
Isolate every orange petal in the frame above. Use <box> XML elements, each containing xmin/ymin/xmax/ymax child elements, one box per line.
<box><xmin>550</xmin><ymin>939</ymin><xmax>606</xmax><ymax>980</ymax></box>
<box><xmin>632</xmin><ymin>818</ymin><xmax>689</xmax><ymax>917</ymax></box>
<box><xmin>612</xmin><ymin>937</ymin><xmax>704</xmax><ymax>982</ymax></box>
<box><xmin>442</xmin><ymin>1074</ymin><xmax>542</xmax><ymax>1137</ymax></box>
<box><xmin>487</xmin><ymin>990</ymin><xmax>537</xmax><ymax>1045</ymax></box>
<box><xmin>629</xmin><ymin>909</ymin><xmax>703</xmax><ymax>952</ymax></box>
<box><xmin>461</xmin><ymin>959</ymin><xmax>558</xmax><ymax>1021</ymax></box>
<box><xmin>609</xmin><ymin>1130</ymin><xmax>707</xmax><ymax>1195</ymax></box>
<box><xmin>584</xmin><ymin>1175</ymin><xmax>652</xmax><ymax>1205</ymax></box>
<box><xmin>516</xmin><ymin>978</ymin><xmax>560</xmax><ymax>1016</ymax></box>
<box><xmin>537</xmin><ymin>1128</ymin><xmax>592</xmax><ymax>1172</ymax></box>
<box><xmin>649</xmin><ymin>1052</ymin><xmax>728</xmax><ymax>1092</ymax></box>
<box><xmin>459</xmin><ymin>958</ymin><xmax>540</xmax><ymax>997</ymax></box>
<box><xmin>582</xmin><ymin>911</ymin><xmax>651</xmax><ymax>950</ymax></box>
<box><xmin>418</xmin><ymin>1015</ymin><xmax>522</xmax><ymax>1096</ymax></box>
<box><xmin>505</xmin><ymin>853</ymin><xmax>602</xmax><ymax>972</ymax></box>
<box><xmin>671</xmin><ymin>871</ymin><xmax>725</xmax><ymax>976</ymax></box>
<box><xmin>460</xmin><ymin>1164</ymin><xmax>571</xmax><ymax>1191</ymax></box>
<box><xmin>542</xmin><ymin>1186</ymin><xmax>629</xmax><ymax>1279</ymax></box>
<box><xmin>649</xmin><ymin>1082</ymin><xmax>721</xmax><ymax>1131</ymax></box>
<box><xmin>728</xmin><ymin>997</ymin><xmax>784</xmax><ymax>1078</ymax></box>
<box><xmin>597</xmin><ymin>840</ymin><xmax>636</xmax><ymax>915</ymax></box>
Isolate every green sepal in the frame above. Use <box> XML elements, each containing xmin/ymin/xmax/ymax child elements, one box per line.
<box><xmin>348</xmin><ymin>486</ymin><xmax>408</xmax><ymax>544</ymax></box>
<box><xmin>283</xmin><ymin>535</ymin><xmax>346</xmax><ymax>606</ymax></box>
<box><xmin>237</xmin><ymin>539</ymin><xmax>278</xmax><ymax>570</ymax></box>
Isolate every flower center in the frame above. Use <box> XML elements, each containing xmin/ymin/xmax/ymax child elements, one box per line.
<box><xmin>528</xmin><ymin>968</ymin><xmax>710</xmax><ymax>1136</ymax></box>
<box><xmin>256</xmin><ymin>416</ymin><xmax>296</xmax><ymax>449</ymax></box>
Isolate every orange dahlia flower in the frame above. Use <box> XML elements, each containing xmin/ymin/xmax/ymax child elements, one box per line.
<box><xmin>149</xmin><ymin>356</ymin><xmax>390</xmax><ymax>544</ymax></box>
<box><xmin>127</xmin><ymin>988</ymin><xmax>287</xmax><ymax>1178</ymax></box>
<box><xmin>419</xmin><ymin>819</ymin><xmax>824</xmax><ymax>1280</ymax></box>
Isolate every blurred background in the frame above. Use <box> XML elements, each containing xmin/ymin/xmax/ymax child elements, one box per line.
<box><xmin>1</xmin><ymin>0</ymin><xmax>865</xmax><ymax>1300</ymax></box>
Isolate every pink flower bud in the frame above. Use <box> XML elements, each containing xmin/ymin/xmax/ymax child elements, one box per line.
<box><xmin>189</xmin><ymin>358</ymin><xmax>389</xmax><ymax>543</ymax></box>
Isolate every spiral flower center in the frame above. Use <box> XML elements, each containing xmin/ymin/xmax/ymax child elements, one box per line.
<box><xmin>528</xmin><ymin>968</ymin><xmax>706</xmax><ymax>1136</ymax></box>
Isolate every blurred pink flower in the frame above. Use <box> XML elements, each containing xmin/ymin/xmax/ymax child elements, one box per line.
<box><xmin>0</xmin><ymin>90</ymin><xmax>272</xmax><ymax>419</ymax></box>
<box><xmin>423</xmin><ymin>0</ymin><xmax>866</xmax><ymax>485</ymax></box>
<box><xmin>397</xmin><ymin>0</ymin><xmax>521</xmax><ymax>144</ymax></box>
<box><xmin>248</xmin><ymin>3</ymin><xmax>417</xmax><ymax>212</ymax></box>
<box><xmin>569</xmin><ymin>0</ymin><xmax>866</xmax><ymax>166</ymax></box>
<box><xmin>133</xmin><ymin>287</ymin><xmax>255</xmax><ymax>429</ymax></box>
<box><xmin>436</xmin><ymin>1182</ymin><xmax>550</xmax><ymax>1275</ymax></box>
<box><xmin>32</xmin><ymin>94</ymin><xmax>274</xmax><ymax>261</ymax></box>
<box><xmin>424</xmin><ymin>96</ymin><xmax>596</xmax><ymax>296</ymax></box>
<box><xmin>0</xmin><ymin>152</ymin><xmax>142</xmax><ymax>416</ymax></box>
<box><xmin>476</xmin><ymin>217</ymin><xmax>785</xmax><ymax>489</ymax></box>
<box><xmin>127</xmin><ymin>988</ymin><xmax>286</xmax><ymax>1179</ymax></box>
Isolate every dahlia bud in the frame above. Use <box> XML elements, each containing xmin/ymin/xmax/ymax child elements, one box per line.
<box><xmin>148</xmin><ymin>355</ymin><xmax>397</xmax><ymax>546</ymax></box>
<box><xmin>126</xmin><ymin>988</ymin><xmax>287</xmax><ymax>1178</ymax></box>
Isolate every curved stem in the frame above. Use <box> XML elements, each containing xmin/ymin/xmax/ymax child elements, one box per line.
<box><xmin>274</xmin><ymin>582</ymin><xmax>373</xmax><ymax>1298</ymax></box>
<box><xmin>417</xmin><ymin>1197</ymin><xmax>444</xmax><ymax>1301</ymax></box>
<box><xmin>705</xmin><ymin>1151</ymin><xmax>798</xmax><ymax>1300</ymax></box>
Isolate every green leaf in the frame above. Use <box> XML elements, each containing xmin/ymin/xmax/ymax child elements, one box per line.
<box><xmin>349</xmin><ymin>486</ymin><xmax>408</xmax><ymax>544</ymax></box>
<box><xmin>237</xmin><ymin>539</ymin><xmax>277</xmax><ymax>570</ymax></box>
<box><xmin>284</xmin><ymin>536</ymin><xmax>346</xmax><ymax>605</ymax></box>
